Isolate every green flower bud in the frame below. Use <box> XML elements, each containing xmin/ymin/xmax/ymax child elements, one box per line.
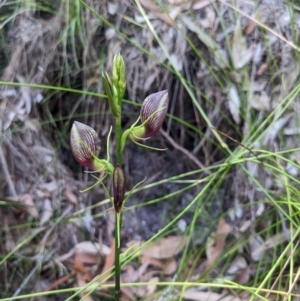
<box><xmin>112</xmin><ymin>54</ymin><xmax>126</xmax><ymax>100</ymax></box>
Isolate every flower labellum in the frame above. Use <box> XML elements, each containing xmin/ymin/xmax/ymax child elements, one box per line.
<box><xmin>113</xmin><ymin>165</ymin><xmax>126</xmax><ymax>213</ymax></box>
<box><xmin>70</xmin><ymin>121</ymin><xmax>101</xmax><ymax>170</ymax></box>
<box><xmin>131</xmin><ymin>90</ymin><xmax>169</xmax><ymax>140</ymax></box>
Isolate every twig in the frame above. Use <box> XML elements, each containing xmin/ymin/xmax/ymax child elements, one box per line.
<box><xmin>160</xmin><ymin>129</ymin><xmax>206</xmax><ymax>170</ymax></box>
<box><xmin>0</xmin><ymin>145</ymin><xmax>17</xmax><ymax>196</ymax></box>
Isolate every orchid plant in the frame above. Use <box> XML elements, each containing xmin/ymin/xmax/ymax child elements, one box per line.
<box><xmin>70</xmin><ymin>54</ymin><xmax>169</xmax><ymax>301</ymax></box>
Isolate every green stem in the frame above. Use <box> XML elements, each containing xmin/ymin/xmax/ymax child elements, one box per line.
<box><xmin>115</xmin><ymin>114</ymin><xmax>122</xmax><ymax>301</ymax></box>
<box><xmin>114</xmin><ymin>212</ymin><xmax>122</xmax><ymax>301</ymax></box>
<box><xmin>115</xmin><ymin>116</ymin><xmax>122</xmax><ymax>165</ymax></box>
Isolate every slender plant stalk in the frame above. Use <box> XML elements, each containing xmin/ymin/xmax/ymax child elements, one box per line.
<box><xmin>114</xmin><ymin>212</ymin><xmax>121</xmax><ymax>301</ymax></box>
<box><xmin>115</xmin><ymin>116</ymin><xmax>122</xmax><ymax>165</ymax></box>
<box><xmin>115</xmin><ymin>115</ymin><xmax>123</xmax><ymax>301</ymax></box>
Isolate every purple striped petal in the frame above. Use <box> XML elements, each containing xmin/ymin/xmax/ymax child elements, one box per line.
<box><xmin>70</xmin><ymin>121</ymin><xmax>100</xmax><ymax>170</ymax></box>
<box><xmin>140</xmin><ymin>90</ymin><xmax>169</xmax><ymax>138</ymax></box>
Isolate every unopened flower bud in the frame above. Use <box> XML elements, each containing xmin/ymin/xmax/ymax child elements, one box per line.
<box><xmin>113</xmin><ymin>165</ymin><xmax>126</xmax><ymax>213</ymax></box>
<box><xmin>70</xmin><ymin>121</ymin><xmax>102</xmax><ymax>170</ymax></box>
<box><xmin>112</xmin><ymin>54</ymin><xmax>126</xmax><ymax>100</ymax></box>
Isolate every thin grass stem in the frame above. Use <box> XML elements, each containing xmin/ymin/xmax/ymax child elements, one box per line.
<box><xmin>114</xmin><ymin>212</ymin><xmax>122</xmax><ymax>301</ymax></box>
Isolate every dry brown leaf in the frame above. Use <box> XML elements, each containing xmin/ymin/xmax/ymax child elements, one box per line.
<box><xmin>123</xmin><ymin>240</ymin><xmax>144</xmax><ymax>253</ymax></box>
<box><xmin>206</xmin><ymin>218</ymin><xmax>232</xmax><ymax>267</ymax></box>
<box><xmin>244</xmin><ymin>19</ymin><xmax>257</xmax><ymax>35</ymax></box>
<box><xmin>98</xmin><ymin>239</ymin><xmax>115</xmax><ymax>282</ymax></box>
<box><xmin>226</xmin><ymin>256</ymin><xmax>247</xmax><ymax>275</ymax></box>
<box><xmin>132</xmin><ymin>274</ymin><xmax>159</xmax><ymax>298</ymax></box>
<box><xmin>121</xmin><ymin>263</ymin><xmax>159</xmax><ymax>299</ymax></box>
<box><xmin>18</xmin><ymin>194</ymin><xmax>39</xmax><ymax>218</ymax></box>
<box><xmin>183</xmin><ymin>289</ymin><xmax>248</xmax><ymax>301</ymax></box>
<box><xmin>134</xmin><ymin>285</ymin><xmax>148</xmax><ymax>298</ymax></box>
<box><xmin>120</xmin><ymin>293</ymin><xmax>133</xmax><ymax>301</ymax></box>
<box><xmin>77</xmin><ymin>275</ymin><xmax>94</xmax><ymax>301</ymax></box>
<box><xmin>141</xmin><ymin>255</ymin><xmax>177</xmax><ymax>275</ymax></box>
<box><xmin>225</xmin><ymin>256</ymin><xmax>250</xmax><ymax>284</ymax></box>
<box><xmin>74</xmin><ymin>251</ymin><xmax>101</xmax><ymax>266</ymax></box>
<box><xmin>39</xmin><ymin>198</ymin><xmax>53</xmax><ymax>226</ymax></box>
<box><xmin>45</xmin><ymin>273</ymin><xmax>75</xmax><ymax>292</ymax></box>
<box><xmin>137</xmin><ymin>262</ymin><xmax>150</xmax><ymax>279</ymax></box>
<box><xmin>139</xmin><ymin>0</ymin><xmax>161</xmax><ymax>13</ymax></box>
<box><xmin>65</xmin><ymin>186</ymin><xmax>78</xmax><ymax>204</ymax></box>
<box><xmin>142</xmin><ymin>235</ymin><xmax>188</xmax><ymax>259</ymax></box>
<box><xmin>163</xmin><ymin>259</ymin><xmax>178</xmax><ymax>275</ymax></box>
<box><xmin>234</xmin><ymin>266</ymin><xmax>251</xmax><ymax>284</ymax></box>
<box><xmin>147</xmin><ymin>277</ymin><xmax>159</xmax><ymax>295</ymax></box>
<box><xmin>257</xmin><ymin>63</ymin><xmax>268</xmax><ymax>76</ymax></box>
<box><xmin>139</xmin><ymin>0</ymin><xmax>175</xmax><ymax>26</ymax></box>
<box><xmin>74</xmin><ymin>258</ymin><xmax>92</xmax><ymax>282</ymax></box>
<box><xmin>192</xmin><ymin>0</ymin><xmax>215</xmax><ymax>10</ymax></box>
<box><xmin>122</xmin><ymin>265</ymin><xmax>136</xmax><ymax>283</ymax></box>
<box><xmin>122</xmin><ymin>241</ymin><xmax>143</xmax><ymax>255</ymax></box>
<box><xmin>141</xmin><ymin>255</ymin><xmax>163</xmax><ymax>267</ymax></box>
<box><xmin>217</xmin><ymin>218</ymin><xmax>232</xmax><ymax>234</ymax></box>
<box><xmin>75</xmin><ymin>241</ymin><xmax>111</xmax><ymax>256</ymax></box>
<box><xmin>141</xmin><ymin>270</ymin><xmax>159</xmax><ymax>282</ymax></box>
<box><xmin>122</xmin><ymin>262</ymin><xmax>150</xmax><ymax>284</ymax></box>
<box><xmin>122</xmin><ymin>265</ymin><xmax>152</xmax><ymax>298</ymax></box>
